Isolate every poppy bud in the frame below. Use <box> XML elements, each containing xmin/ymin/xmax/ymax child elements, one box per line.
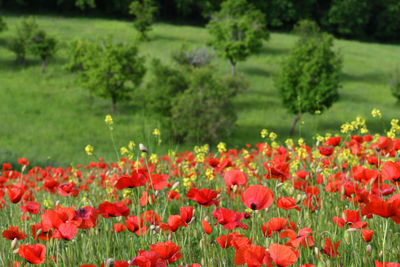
<box><xmin>154</xmin><ymin>190</ymin><xmax>159</xmax><ymax>197</ymax></box>
<box><xmin>150</xmin><ymin>225</ymin><xmax>156</xmax><ymax>231</ymax></box>
<box><xmin>11</xmin><ymin>238</ymin><xmax>18</xmax><ymax>250</ymax></box>
<box><xmin>13</xmin><ymin>248</ymin><xmax>19</xmax><ymax>254</ymax></box>
<box><xmin>366</xmin><ymin>245</ymin><xmax>372</xmax><ymax>256</ymax></box>
<box><xmin>314</xmin><ymin>247</ymin><xmax>319</xmax><ymax>257</ymax></box>
<box><xmin>139</xmin><ymin>144</ymin><xmax>148</xmax><ymax>153</ymax></box>
<box><xmin>55</xmin><ymin>200</ymin><xmax>60</xmax><ymax>206</ymax></box>
<box><xmin>171</xmin><ymin>182</ymin><xmax>180</xmax><ymax>191</ymax></box>
<box><xmin>36</xmin><ymin>229</ymin><xmax>42</xmax><ymax>237</ymax></box>
<box><xmin>276</xmin><ymin>183</ymin><xmax>284</xmax><ymax>188</ymax></box>
<box><xmin>346</xmin><ymin>228</ymin><xmax>357</xmax><ymax>232</ymax></box>
<box><xmin>190</xmin><ymin>217</ymin><xmax>195</xmax><ymax>223</ymax></box>
<box><xmin>105</xmin><ymin>258</ymin><xmax>115</xmax><ymax>267</ymax></box>
<box><xmin>168</xmin><ymin>233</ymin><xmax>172</xmax><ymax>240</ymax></box>
<box><xmin>204</xmin><ymin>216</ymin><xmax>209</xmax><ymax>222</ymax></box>
<box><xmin>379</xmin><ymin>250</ymin><xmax>383</xmax><ymax>257</ymax></box>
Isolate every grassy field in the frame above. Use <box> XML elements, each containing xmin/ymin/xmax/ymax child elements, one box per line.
<box><xmin>1</xmin><ymin>13</ymin><xmax>400</xmax><ymax>166</ymax></box>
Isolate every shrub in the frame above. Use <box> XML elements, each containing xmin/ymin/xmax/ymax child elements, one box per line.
<box><xmin>389</xmin><ymin>67</ymin><xmax>400</xmax><ymax>102</ymax></box>
<box><xmin>206</xmin><ymin>0</ymin><xmax>269</xmax><ymax>75</ymax></box>
<box><xmin>129</xmin><ymin>0</ymin><xmax>158</xmax><ymax>40</ymax></box>
<box><xmin>65</xmin><ymin>37</ymin><xmax>93</xmax><ymax>72</ymax></box>
<box><xmin>78</xmin><ymin>39</ymin><xmax>146</xmax><ymax>113</ymax></box>
<box><xmin>0</xmin><ymin>16</ymin><xmax>7</xmax><ymax>32</ymax></box>
<box><xmin>276</xmin><ymin>29</ymin><xmax>342</xmax><ymax>135</ymax></box>
<box><xmin>9</xmin><ymin>16</ymin><xmax>39</xmax><ymax>64</ymax></box>
<box><xmin>172</xmin><ymin>45</ymin><xmax>215</xmax><ymax>68</ymax></box>
<box><xmin>29</xmin><ymin>29</ymin><xmax>58</xmax><ymax>72</ymax></box>
<box><xmin>170</xmin><ymin>67</ymin><xmax>247</xmax><ymax>143</ymax></box>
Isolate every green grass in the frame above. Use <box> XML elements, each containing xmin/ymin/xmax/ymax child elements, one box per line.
<box><xmin>1</xmin><ymin>13</ymin><xmax>400</xmax><ymax>166</ymax></box>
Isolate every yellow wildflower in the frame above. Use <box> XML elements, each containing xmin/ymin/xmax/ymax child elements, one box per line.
<box><xmin>85</xmin><ymin>145</ymin><xmax>94</xmax><ymax>156</ymax></box>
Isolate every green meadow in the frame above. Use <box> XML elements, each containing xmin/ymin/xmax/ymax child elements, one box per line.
<box><xmin>1</xmin><ymin>13</ymin><xmax>400</xmax><ymax>166</ymax></box>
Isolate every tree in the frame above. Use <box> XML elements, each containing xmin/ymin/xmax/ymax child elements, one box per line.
<box><xmin>79</xmin><ymin>39</ymin><xmax>146</xmax><ymax>113</ymax></box>
<box><xmin>0</xmin><ymin>16</ymin><xmax>7</xmax><ymax>32</ymax></box>
<box><xmin>276</xmin><ymin>21</ymin><xmax>342</xmax><ymax>135</ymax></box>
<box><xmin>206</xmin><ymin>0</ymin><xmax>268</xmax><ymax>75</ymax></box>
<box><xmin>29</xmin><ymin>29</ymin><xmax>58</xmax><ymax>72</ymax></box>
<box><xmin>9</xmin><ymin>16</ymin><xmax>39</xmax><ymax>64</ymax></box>
<box><xmin>129</xmin><ymin>0</ymin><xmax>158</xmax><ymax>40</ymax></box>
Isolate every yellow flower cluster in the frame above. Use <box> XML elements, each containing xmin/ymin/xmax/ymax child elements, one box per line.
<box><xmin>205</xmin><ymin>168</ymin><xmax>215</xmax><ymax>181</ymax></box>
<box><xmin>260</xmin><ymin>129</ymin><xmax>268</xmax><ymax>139</ymax></box>
<box><xmin>120</xmin><ymin>141</ymin><xmax>136</xmax><ymax>159</ymax></box>
<box><xmin>371</xmin><ymin>108</ymin><xmax>382</xmax><ymax>118</ymax></box>
<box><xmin>387</xmin><ymin>119</ymin><xmax>400</xmax><ymax>138</ymax></box>
<box><xmin>149</xmin><ymin>153</ymin><xmax>158</xmax><ymax>164</ymax></box>
<box><xmin>269</xmin><ymin>132</ymin><xmax>277</xmax><ymax>141</ymax></box>
<box><xmin>340</xmin><ymin>116</ymin><xmax>368</xmax><ymax>134</ymax></box>
<box><xmin>152</xmin><ymin>128</ymin><xmax>162</xmax><ymax>145</ymax></box>
<box><xmin>105</xmin><ymin>114</ymin><xmax>113</xmax><ymax>130</ymax></box>
<box><xmin>217</xmin><ymin>142</ymin><xmax>227</xmax><ymax>153</ymax></box>
<box><xmin>194</xmin><ymin>144</ymin><xmax>208</xmax><ymax>163</ymax></box>
<box><xmin>85</xmin><ymin>145</ymin><xmax>94</xmax><ymax>156</ymax></box>
<box><xmin>285</xmin><ymin>138</ymin><xmax>294</xmax><ymax>148</ymax></box>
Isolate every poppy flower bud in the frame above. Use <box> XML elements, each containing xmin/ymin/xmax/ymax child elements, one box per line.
<box><xmin>366</xmin><ymin>245</ymin><xmax>372</xmax><ymax>256</ymax></box>
<box><xmin>204</xmin><ymin>216</ymin><xmax>209</xmax><ymax>222</ymax></box>
<box><xmin>13</xmin><ymin>248</ymin><xmax>19</xmax><ymax>254</ymax></box>
<box><xmin>379</xmin><ymin>250</ymin><xmax>383</xmax><ymax>257</ymax></box>
<box><xmin>154</xmin><ymin>226</ymin><xmax>160</xmax><ymax>233</ymax></box>
<box><xmin>150</xmin><ymin>225</ymin><xmax>156</xmax><ymax>230</ymax></box>
<box><xmin>139</xmin><ymin>144</ymin><xmax>148</xmax><ymax>153</ymax></box>
<box><xmin>55</xmin><ymin>200</ymin><xmax>60</xmax><ymax>206</ymax></box>
<box><xmin>171</xmin><ymin>182</ymin><xmax>180</xmax><ymax>191</ymax></box>
<box><xmin>11</xmin><ymin>238</ymin><xmax>18</xmax><ymax>250</ymax></box>
<box><xmin>346</xmin><ymin>228</ymin><xmax>357</xmax><ymax>232</ymax></box>
<box><xmin>105</xmin><ymin>258</ymin><xmax>115</xmax><ymax>267</ymax></box>
<box><xmin>190</xmin><ymin>216</ymin><xmax>195</xmax><ymax>223</ymax></box>
<box><xmin>168</xmin><ymin>233</ymin><xmax>172</xmax><ymax>240</ymax></box>
<box><xmin>35</xmin><ymin>229</ymin><xmax>42</xmax><ymax>237</ymax></box>
<box><xmin>314</xmin><ymin>247</ymin><xmax>319</xmax><ymax>257</ymax></box>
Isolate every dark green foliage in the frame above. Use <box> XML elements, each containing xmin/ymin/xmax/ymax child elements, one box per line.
<box><xmin>9</xmin><ymin>16</ymin><xmax>39</xmax><ymax>64</ymax></box>
<box><xmin>171</xmin><ymin>67</ymin><xmax>245</xmax><ymax>143</ymax></box>
<box><xmin>326</xmin><ymin>0</ymin><xmax>371</xmax><ymax>38</ymax></box>
<box><xmin>0</xmin><ymin>16</ymin><xmax>7</xmax><ymax>32</ymax></box>
<box><xmin>390</xmin><ymin>67</ymin><xmax>400</xmax><ymax>101</ymax></box>
<box><xmin>78</xmin><ymin>39</ymin><xmax>146</xmax><ymax>113</ymax></box>
<box><xmin>65</xmin><ymin>37</ymin><xmax>93</xmax><ymax>72</ymax></box>
<box><xmin>129</xmin><ymin>0</ymin><xmax>158</xmax><ymax>40</ymax></box>
<box><xmin>276</xmin><ymin>28</ymin><xmax>341</xmax><ymax>133</ymax></box>
<box><xmin>206</xmin><ymin>0</ymin><xmax>269</xmax><ymax>75</ymax></box>
<box><xmin>29</xmin><ymin>29</ymin><xmax>57</xmax><ymax>72</ymax></box>
<box><xmin>293</xmin><ymin>19</ymin><xmax>322</xmax><ymax>40</ymax></box>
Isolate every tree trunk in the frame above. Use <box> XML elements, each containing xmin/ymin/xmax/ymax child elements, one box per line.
<box><xmin>289</xmin><ymin>113</ymin><xmax>302</xmax><ymax>135</ymax></box>
<box><xmin>41</xmin><ymin>60</ymin><xmax>46</xmax><ymax>73</ymax></box>
<box><xmin>230</xmin><ymin>58</ymin><xmax>236</xmax><ymax>75</ymax></box>
<box><xmin>111</xmin><ymin>95</ymin><xmax>117</xmax><ymax>113</ymax></box>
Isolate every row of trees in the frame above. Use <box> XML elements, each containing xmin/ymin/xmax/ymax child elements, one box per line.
<box><xmin>2</xmin><ymin>0</ymin><xmax>400</xmax><ymax>41</ymax></box>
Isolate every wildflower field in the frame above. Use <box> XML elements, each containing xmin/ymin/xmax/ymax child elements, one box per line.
<box><xmin>1</xmin><ymin>115</ymin><xmax>400</xmax><ymax>267</ymax></box>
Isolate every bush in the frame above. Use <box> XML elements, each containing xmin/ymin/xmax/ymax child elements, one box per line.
<box><xmin>390</xmin><ymin>67</ymin><xmax>400</xmax><ymax>101</ymax></box>
<box><xmin>276</xmin><ymin>30</ymin><xmax>342</xmax><ymax>135</ymax></box>
<box><xmin>9</xmin><ymin>16</ymin><xmax>39</xmax><ymax>64</ymax></box>
<box><xmin>78</xmin><ymin>39</ymin><xmax>146</xmax><ymax>113</ymax></box>
<box><xmin>29</xmin><ymin>29</ymin><xmax>58</xmax><ymax>72</ymax></box>
<box><xmin>65</xmin><ymin>38</ymin><xmax>93</xmax><ymax>72</ymax></box>
<box><xmin>129</xmin><ymin>0</ymin><xmax>158</xmax><ymax>40</ymax></box>
<box><xmin>0</xmin><ymin>16</ymin><xmax>7</xmax><ymax>32</ymax></box>
<box><xmin>170</xmin><ymin>67</ymin><xmax>246</xmax><ymax>143</ymax></box>
<box><xmin>172</xmin><ymin>45</ymin><xmax>215</xmax><ymax>68</ymax></box>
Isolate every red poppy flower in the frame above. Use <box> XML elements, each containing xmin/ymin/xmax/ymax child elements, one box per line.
<box><xmin>333</xmin><ymin>210</ymin><xmax>367</xmax><ymax>229</ymax></box>
<box><xmin>17</xmin><ymin>158</ymin><xmax>29</xmax><ymax>166</ymax></box>
<box><xmin>116</xmin><ymin>172</ymin><xmax>147</xmax><ymax>190</ymax></box>
<box><xmin>21</xmin><ymin>202</ymin><xmax>41</xmax><ymax>215</ymax></box>
<box><xmin>268</xmin><ymin>243</ymin><xmax>299</xmax><ymax>267</ymax></box>
<box><xmin>140</xmin><ymin>210</ymin><xmax>161</xmax><ymax>226</ymax></box>
<box><xmin>277</xmin><ymin>197</ymin><xmax>301</xmax><ymax>211</ymax></box>
<box><xmin>216</xmin><ymin>232</ymin><xmax>244</xmax><ymax>248</ymax></box>
<box><xmin>224</xmin><ymin>170</ymin><xmax>248</xmax><ymax>188</ymax></box>
<box><xmin>202</xmin><ymin>220</ymin><xmax>212</xmax><ymax>234</ymax></box>
<box><xmin>148</xmin><ymin>174</ymin><xmax>170</xmax><ymax>190</ymax></box>
<box><xmin>324</xmin><ymin>136</ymin><xmax>341</xmax><ymax>146</ymax></box>
<box><xmin>186</xmin><ymin>187</ymin><xmax>219</xmax><ymax>207</ymax></box>
<box><xmin>160</xmin><ymin>215</ymin><xmax>186</xmax><ymax>232</ymax></box>
<box><xmin>234</xmin><ymin>244</ymin><xmax>272</xmax><ymax>267</ymax></box>
<box><xmin>2</xmin><ymin>225</ymin><xmax>27</xmax><ymax>240</ymax></box>
<box><xmin>242</xmin><ymin>185</ymin><xmax>274</xmax><ymax>210</ymax></box>
<box><xmin>75</xmin><ymin>206</ymin><xmax>99</xmax><ymax>229</ymax></box>
<box><xmin>374</xmin><ymin>261</ymin><xmax>400</xmax><ymax>267</ymax></box>
<box><xmin>100</xmin><ymin>261</ymin><xmax>130</xmax><ymax>267</ymax></box>
<box><xmin>31</xmin><ymin>223</ymin><xmax>53</xmax><ymax>241</ymax></box>
<box><xmin>53</xmin><ymin>222</ymin><xmax>78</xmax><ymax>240</ymax></box>
<box><xmin>362</xmin><ymin>229</ymin><xmax>374</xmax><ymax>242</ymax></box>
<box><xmin>323</xmin><ymin>237</ymin><xmax>340</xmax><ymax>258</ymax></box>
<box><xmin>98</xmin><ymin>201</ymin><xmax>130</xmax><ymax>218</ymax></box>
<box><xmin>179</xmin><ymin>207</ymin><xmax>193</xmax><ymax>224</ymax></box>
<box><xmin>280</xmin><ymin>228</ymin><xmax>314</xmax><ymax>248</ymax></box>
<box><xmin>381</xmin><ymin>161</ymin><xmax>400</xmax><ymax>182</ymax></box>
<box><xmin>111</xmin><ymin>223</ymin><xmax>127</xmax><ymax>233</ymax></box>
<box><xmin>212</xmin><ymin>207</ymin><xmax>248</xmax><ymax>230</ymax></box>
<box><xmin>318</xmin><ymin>146</ymin><xmax>334</xmax><ymax>156</ymax></box>
<box><xmin>125</xmin><ymin>216</ymin><xmax>147</xmax><ymax>235</ymax></box>
<box><xmin>18</xmin><ymin>243</ymin><xmax>46</xmax><ymax>265</ymax></box>
<box><xmin>261</xmin><ymin>217</ymin><xmax>290</xmax><ymax>237</ymax></box>
<box><xmin>58</xmin><ymin>183</ymin><xmax>79</xmax><ymax>197</ymax></box>
<box><xmin>150</xmin><ymin>240</ymin><xmax>182</xmax><ymax>264</ymax></box>
<box><xmin>131</xmin><ymin>250</ymin><xmax>166</xmax><ymax>267</ymax></box>
<box><xmin>6</xmin><ymin>185</ymin><xmax>25</xmax><ymax>204</ymax></box>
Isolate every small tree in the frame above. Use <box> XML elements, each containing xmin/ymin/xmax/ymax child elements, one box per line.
<box><xmin>9</xmin><ymin>16</ymin><xmax>39</xmax><ymax>64</ymax></box>
<box><xmin>79</xmin><ymin>39</ymin><xmax>146</xmax><ymax>113</ymax></box>
<box><xmin>129</xmin><ymin>0</ymin><xmax>158</xmax><ymax>41</ymax></box>
<box><xmin>206</xmin><ymin>0</ymin><xmax>268</xmax><ymax>75</ymax></box>
<box><xmin>29</xmin><ymin>30</ymin><xmax>58</xmax><ymax>72</ymax></box>
<box><xmin>172</xmin><ymin>45</ymin><xmax>215</xmax><ymax>68</ymax></box>
<box><xmin>389</xmin><ymin>67</ymin><xmax>400</xmax><ymax>102</ymax></box>
<box><xmin>276</xmin><ymin>22</ymin><xmax>342</xmax><ymax>135</ymax></box>
<box><xmin>0</xmin><ymin>16</ymin><xmax>7</xmax><ymax>32</ymax></box>
<box><xmin>65</xmin><ymin>37</ymin><xmax>93</xmax><ymax>72</ymax></box>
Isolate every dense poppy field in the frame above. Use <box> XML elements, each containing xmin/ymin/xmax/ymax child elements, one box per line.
<box><xmin>1</xmin><ymin>115</ymin><xmax>400</xmax><ymax>266</ymax></box>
